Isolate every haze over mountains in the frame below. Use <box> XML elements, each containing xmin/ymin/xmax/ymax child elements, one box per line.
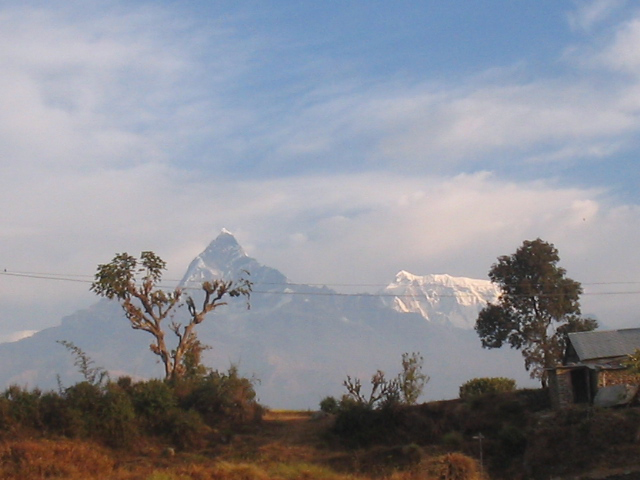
<box><xmin>0</xmin><ymin>231</ymin><xmax>535</xmax><ymax>409</ymax></box>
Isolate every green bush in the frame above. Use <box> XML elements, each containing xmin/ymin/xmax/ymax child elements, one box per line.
<box><xmin>497</xmin><ymin>423</ymin><xmax>527</xmax><ymax>456</ymax></box>
<box><xmin>442</xmin><ymin>430</ymin><xmax>464</xmax><ymax>450</ymax></box>
<box><xmin>4</xmin><ymin>385</ymin><xmax>43</xmax><ymax>429</ymax></box>
<box><xmin>176</xmin><ymin>366</ymin><xmax>262</xmax><ymax>426</ymax></box>
<box><xmin>0</xmin><ymin>366</ymin><xmax>263</xmax><ymax>450</ymax></box>
<box><xmin>0</xmin><ymin>396</ymin><xmax>13</xmax><ymax>432</ymax></box>
<box><xmin>38</xmin><ymin>391</ymin><xmax>79</xmax><ymax>437</ymax></box>
<box><xmin>99</xmin><ymin>383</ymin><xmax>137</xmax><ymax>447</ymax></box>
<box><xmin>130</xmin><ymin>379</ymin><xmax>177</xmax><ymax>432</ymax></box>
<box><xmin>163</xmin><ymin>408</ymin><xmax>210</xmax><ymax>450</ymax></box>
<box><xmin>319</xmin><ymin>396</ymin><xmax>339</xmax><ymax>414</ymax></box>
<box><xmin>459</xmin><ymin>377</ymin><xmax>516</xmax><ymax>400</ymax></box>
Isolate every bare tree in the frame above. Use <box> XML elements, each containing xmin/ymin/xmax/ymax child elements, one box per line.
<box><xmin>91</xmin><ymin>251</ymin><xmax>251</xmax><ymax>380</ymax></box>
<box><xmin>342</xmin><ymin>352</ymin><xmax>429</xmax><ymax>408</ymax></box>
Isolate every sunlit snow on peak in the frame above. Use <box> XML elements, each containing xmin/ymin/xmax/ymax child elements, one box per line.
<box><xmin>383</xmin><ymin>271</ymin><xmax>499</xmax><ymax>329</ymax></box>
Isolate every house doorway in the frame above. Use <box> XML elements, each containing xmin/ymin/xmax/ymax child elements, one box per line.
<box><xmin>570</xmin><ymin>367</ymin><xmax>592</xmax><ymax>403</ymax></box>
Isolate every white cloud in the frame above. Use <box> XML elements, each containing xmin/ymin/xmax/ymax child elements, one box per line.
<box><xmin>597</xmin><ymin>17</ymin><xmax>640</xmax><ymax>74</ymax></box>
<box><xmin>1</xmin><ymin>2</ymin><xmax>640</xmax><ymax>339</ymax></box>
<box><xmin>0</xmin><ymin>4</ymin><xmax>256</xmax><ymax>174</ymax></box>
<box><xmin>568</xmin><ymin>0</ymin><xmax>627</xmax><ymax>31</ymax></box>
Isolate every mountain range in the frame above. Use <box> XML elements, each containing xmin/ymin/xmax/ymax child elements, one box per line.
<box><xmin>0</xmin><ymin>230</ymin><xmax>536</xmax><ymax>409</ymax></box>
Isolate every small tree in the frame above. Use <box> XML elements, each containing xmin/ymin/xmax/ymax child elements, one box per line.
<box><xmin>343</xmin><ymin>370</ymin><xmax>400</xmax><ymax>408</ymax></box>
<box><xmin>91</xmin><ymin>251</ymin><xmax>251</xmax><ymax>381</ymax></box>
<box><xmin>57</xmin><ymin>340</ymin><xmax>110</xmax><ymax>387</ymax></box>
<box><xmin>342</xmin><ymin>352</ymin><xmax>429</xmax><ymax>409</ymax></box>
<box><xmin>398</xmin><ymin>352</ymin><xmax>429</xmax><ymax>405</ymax></box>
<box><xmin>475</xmin><ymin>239</ymin><xmax>597</xmax><ymax>386</ymax></box>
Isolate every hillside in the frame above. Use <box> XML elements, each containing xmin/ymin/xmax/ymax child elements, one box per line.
<box><xmin>3</xmin><ymin>395</ymin><xmax>640</xmax><ymax>480</ymax></box>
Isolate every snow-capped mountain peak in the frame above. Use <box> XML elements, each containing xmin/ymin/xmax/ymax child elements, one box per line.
<box><xmin>179</xmin><ymin>229</ymin><xmax>250</xmax><ymax>286</ymax></box>
<box><xmin>179</xmin><ymin>230</ymin><xmax>289</xmax><ymax>304</ymax></box>
<box><xmin>382</xmin><ymin>271</ymin><xmax>499</xmax><ymax>329</ymax></box>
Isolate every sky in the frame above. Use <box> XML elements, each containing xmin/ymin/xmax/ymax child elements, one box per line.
<box><xmin>0</xmin><ymin>0</ymin><xmax>639</xmax><ymax>341</ymax></box>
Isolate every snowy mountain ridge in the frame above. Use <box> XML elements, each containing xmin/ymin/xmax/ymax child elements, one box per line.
<box><xmin>0</xmin><ymin>229</ymin><xmax>534</xmax><ymax>409</ymax></box>
<box><xmin>181</xmin><ymin>230</ymin><xmax>499</xmax><ymax>330</ymax></box>
<box><xmin>382</xmin><ymin>270</ymin><xmax>500</xmax><ymax>329</ymax></box>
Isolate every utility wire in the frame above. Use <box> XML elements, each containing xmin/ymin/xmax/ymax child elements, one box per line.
<box><xmin>2</xmin><ymin>269</ymin><xmax>639</xmax><ymax>288</ymax></box>
<box><xmin>1</xmin><ymin>270</ymin><xmax>639</xmax><ymax>298</ymax></box>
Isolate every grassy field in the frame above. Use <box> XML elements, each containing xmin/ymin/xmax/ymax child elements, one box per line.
<box><xmin>5</xmin><ymin>394</ymin><xmax>640</xmax><ymax>480</ymax></box>
<box><xmin>0</xmin><ymin>410</ymin><xmax>483</xmax><ymax>480</ymax></box>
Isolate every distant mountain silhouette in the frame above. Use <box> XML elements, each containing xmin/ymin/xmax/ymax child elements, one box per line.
<box><xmin>0</xmin><ymin>230</ymin><xmax>535</xmax><ymax>409</ymax></box>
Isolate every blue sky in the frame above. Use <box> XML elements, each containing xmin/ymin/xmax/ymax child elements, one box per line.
<box><xmin>0</xmin><ymin>0</ymin><xmax>639</xmax><ymax>340</ymax></box>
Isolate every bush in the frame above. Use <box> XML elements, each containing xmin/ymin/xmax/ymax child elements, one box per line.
<box><xmin>4</xmin><ymin>385</ymin><xmax>43</xmax><ymax>429</ymax></box>
<box><xmin>459</xmin><ymin>377</ymin><xmax>516</xmax><ymax>400</ymax></box>
<box><xmin>163</xmin><ymin>408</ymin><xmax>210</xmax><ymax>450</ymax></box>
<box><xmin>99</xmin><ymin>383</ymin><xmax>137</xmax><ymax>447</ymax></box>
<box><xmin>524</xmin><ymin>405</ymin><xmax>640</xmax><ymax>478</ymax></box>
<box><xmin>0</xmin><ymin>396</ymin><xmax>13</xmax><ymax>432</ymax></box>
<box><xmin>176</xmin><ymin>366</ymin><xmax>262</xmax><ymax>426</ymax></box>
<box><xmin>319</xmin><ymin>396</ymin><xmax>339</xmax><ymax>414</ymax></box>
<box><xmin>424</xmin><ymin>453</ymin><xmax>482</xmax><ymax>480</ymax></box>
<box><xmin>130</xmin><ymin>379</ymin><xmax>177</xmax><ymax>433</ymax></box>
<box><xmin>442</xmin><ymin>430</ymin><xmax>465</xmax><ymax>450</ymax></box>
<box><xmin>0</xmin><ymin>367</ymin><xmax>263</xmax><ymax>451</ymax></box>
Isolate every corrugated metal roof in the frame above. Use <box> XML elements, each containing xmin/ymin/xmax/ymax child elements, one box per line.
<box><xmin>568</xmin><ymin>328</ymin><xmax>640</xmax><ymax>361</ymax></box>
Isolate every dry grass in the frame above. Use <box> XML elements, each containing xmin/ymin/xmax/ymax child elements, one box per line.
<box><xmin>0</xmin><ymin>411</ymin><xmax>484</xmax><ymax>480</ymax></box>
<box><xmin>0</xmin><ymin>438</ymin><xmax>115</xmax><ymax>479</ymax></box>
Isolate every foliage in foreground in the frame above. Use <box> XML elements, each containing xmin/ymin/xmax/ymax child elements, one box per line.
<box><xmin>328</xmin><ymin>386</ymin><xmax>550</xmax><ymax>477</ymax></box>
<box><xmin>0</xmin><ymin>367</ymin><xmax>262</xmax><ymax>450</ymax></box>
<box><xmin>459</xmin><ymin>377</ymin><xmax>516</xmax><ymax>400</ymax></box>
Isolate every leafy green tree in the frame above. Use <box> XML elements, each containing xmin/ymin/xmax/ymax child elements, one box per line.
<box><xmin>475</xmin><ymin>239</ymin><xmax>597</xmax><ymax>386</ymax></box>
<box><xmin>91</xmin><ymin>251</ymin><xmax>251</xmax><ymax>381</ymax></box>
<box><xmin>398</xmin><ymin>352</ymin><xmax>429</xmax><ymax>405</ymax></box>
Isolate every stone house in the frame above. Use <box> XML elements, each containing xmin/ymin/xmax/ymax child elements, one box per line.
<box><xmin>548</xmin><ymin>328</ymin><xmax>640</xmax><ymax>408</ymax></box>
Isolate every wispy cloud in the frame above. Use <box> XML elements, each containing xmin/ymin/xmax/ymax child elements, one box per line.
<box><xmin>568</xmin><ymin>0</ymin><xmax>627</xmax><ymax>31</ymax></box>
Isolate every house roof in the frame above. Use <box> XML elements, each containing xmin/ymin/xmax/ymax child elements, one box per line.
<box><xmin>568</xmin><ymin>328</ymin><xmax>640</xmax><ymax>362</ymax></box>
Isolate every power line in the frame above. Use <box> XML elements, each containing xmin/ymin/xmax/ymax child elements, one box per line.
<box><xmin>1</xmin><ymin>269</ymin><xmax>639</xmax><ymax>298</ymax></box>
<box><xmin>2</xmin><ymin>268</ymin><xmax>639</xmax><ymax>288</ymax></box>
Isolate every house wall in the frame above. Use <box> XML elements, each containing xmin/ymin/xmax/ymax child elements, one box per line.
<box><xmin>549</xmin><ymin>369</ymin><xmax>574</xmax><ymax>408</ymax></box>
<box><xmin>599</xmin><ymin>369</ymin><xmax>640</xmax><ymax>388</ymax></box>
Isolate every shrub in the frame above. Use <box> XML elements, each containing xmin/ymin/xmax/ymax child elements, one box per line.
<box><xmin>442</xmin><ymin>430</ymin><xmax>465</xmax><ymax>451</ymax></box>
<box><xmin>176</xmin><ymin>366</ymin><xmax>262</xmax><ymax>426</ymax></box>
<box><xmin>459</xmin><ymin>377</ymin><xmax>516</xmax><ymax>400</ymax></box>
<box><xmin>497</xmin><ymin>423</ymin><xmax>527</xmax><ymax>457</ymax></box>
<box><xmin>4</xmin><ymin>386</ymin><xmax>43</xmax><ymax>428</ymax></box>
<box><xmin>0</xmin><ymin>396</ymin><xmax>12</xmax><ymax>432</ymax></box>
<box><xmin>130</xmin><ymin>379</ymin><xmax>177</xmax><ymax>433</ymax></box>
<box><xmin>333</xmin><ymin>401</ymin><xmax>381</xmax><ymax>446</ymax></box>
<box><xmin>38</xmin><ymin>391</ymin><xmax>79</xmax><ymax>437</ymax></box>
<box><xmin>423</xmin><ymin>453</ymin><xmax>482</xmax><ymax>480</ymax></box>
<box><xmin>163</xmin><ymin>408</ymin><xmax>210</xmax><ymax>450</ymax></box>
<box><xmin>319</xmin><ymin>396</ymin><xmax>339</xmax><ymax>414</ymax></box>
<box><xmin>99</xmin><ymin>383</ymin><xmax>137</xmax><ymax>447</ymax></box>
